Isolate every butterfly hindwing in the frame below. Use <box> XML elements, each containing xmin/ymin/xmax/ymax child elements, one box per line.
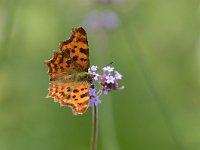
<box><xmin>47</xmin><ymin>81</ymin><xmax>90</xmax><ymax>115</ymax></box>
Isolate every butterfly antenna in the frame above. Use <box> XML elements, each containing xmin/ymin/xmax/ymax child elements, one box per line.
<box><xmin>104</xmin><ymin>61</ymin><xmax>114</xmax><ymax>67</ymax></box>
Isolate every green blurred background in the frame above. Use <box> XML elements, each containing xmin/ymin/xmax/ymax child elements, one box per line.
<box><xmin>1</xmin><ymin>0</ymin><xmax>200</xmax><ymax>150</ymax></box>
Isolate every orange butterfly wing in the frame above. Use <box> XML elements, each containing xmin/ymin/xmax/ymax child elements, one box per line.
<box><xmin>46</xmin><ymin>82</ymin><xmax>90</xmax><ymax>115</ymax></box>
<box><xmin>45</xmin><ymin>27</ymin><xmax>90</xmax><ymax>115</ymax></box>
<box><xmin>45</xmin><ymin>27</ymin><xmax>89</xmax><ymax>81</ymax></box>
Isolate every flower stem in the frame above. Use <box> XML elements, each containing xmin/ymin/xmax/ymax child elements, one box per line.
<box><xmin>90</xmin><ymin>104</ymin><xmax>98</xmax><ymax>150</ymax></box>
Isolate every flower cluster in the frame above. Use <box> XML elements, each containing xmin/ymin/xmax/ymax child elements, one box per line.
<box><xmin>88</xmin><ymin>65</ymin><xmax>124</xmax><ymax>106</ymax></box>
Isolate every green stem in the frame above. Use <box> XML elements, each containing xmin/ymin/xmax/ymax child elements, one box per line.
<box><xmin>90</xmin><ymin>104</ymin><xmax>98</xmax><ymax>150</ymax></box>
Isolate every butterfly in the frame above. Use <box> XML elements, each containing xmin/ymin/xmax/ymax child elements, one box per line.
<box><xmin>45</xmin><ymin>27</ymin><xmax>93</xmax><ymax>115</ymax></box>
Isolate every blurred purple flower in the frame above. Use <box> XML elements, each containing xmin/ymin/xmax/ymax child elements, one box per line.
<box><xmin>95</xmin><ymin>0</ymin><xmax>123</xmax><ymax>5</ymax></box>
<box><xmin>101</xmin><ymin>11</ymin><xmax>120</xmax><ymax>29</ymax></box>
<box><xmin>88</xmin><ymin>65</ymin><xmax>124</xmax><ymax>106</ymax></box>
<box><xmin>84</xmin><ymin>10</ymin><xmax>120</xmax><ymax>31</ymax></box>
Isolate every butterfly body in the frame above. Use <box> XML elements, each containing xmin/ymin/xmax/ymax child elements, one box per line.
<box><xmin>60</xmin><ymin>72</ymin><xmax>93</xmax><ymax>82</ymax></box>
<box><xmin>45</xmin><ymin>27</ymin><xmax>91</xmax><ymax>115</ymax></box>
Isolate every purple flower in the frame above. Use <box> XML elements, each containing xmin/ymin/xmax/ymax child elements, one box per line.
<box><xmin>89</xmin><ymin>66</ymin><xmax>100</xmax><ymax>81</ymax></box>
<box><xmin>93</xmin><ymin>74</ymin><xmax>99</xmax><ymax>81</ymax></box>
<box><xmin>114</xmin><ymin>71</ymin><xmax>122</xmax><ymax>80</ymax></box>
<box><xmin>90</xmin><ymin>87</ymin><xmax>96</xmax><ymax>96</ymax></box>
<box><xmin>89</xmin><ymin>85</ymin><xmax>102</xmax><ymax>106</ymax></box>
<box><xmin>90</xmin><ymin>65</ymin><xmax>98</xmax><ymax>72</ymax></box>
<box><xmin>88</xmin><ymin>65</ymin><xmax>124</xmax><ymax>106</ymax></box>
<box><xmin>89</xmin><ymin>96</ymin><xmax>101</xmax><ymax>106</ymax></box>
<box><xmin>103</xmin><ymin>66</ymin><xmax>114</xmax><ymax>73</ymax></box>
<box><xmin>105</xmin><ymin>75</ymin><xmax>115</xmax><ymax>84</ymax></box>
<box><xmin>102</xmin><ymin>88</ymin><xmax>108</xmax><ymax>95</ymax></box>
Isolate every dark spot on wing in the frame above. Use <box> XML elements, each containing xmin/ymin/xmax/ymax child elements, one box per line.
<box><xmin>65</xmin><ymin>94</ymin><xmax>71</xmax><ymax>99</ymax></box>
<box><xmin>72</xmin><ymin>55</ymin><xmax>78</xmax><ymax>61</ymax></box>
<box><xmin>60</xmin><ymin>66</ymin><xmax>64</xmax><ymax>71</ymax></box>
<box><xmin>80</xmin><ymin>48</ymin><xmax>89</xmax><ymax>55</ymax></box>
<box><xmin>80</xmin><ymin>92</ymin><xmax>89</xmax><ymax>98</ymax></box>
<box><xmin>72</xmin><ymin>95</ymin><xmax>76</xmax><ymax>98</ymax></box>
<box><xmin>67</xmin><ymin>87</ymin><xmax>71</xmax><ymax>92</ymax></box>
<box><xmin>60</xmin><ymin>92</ymin><xmax>65</xmax><ymax>97</ymax></box>
<box><xmin>66</xmin><ymin>59</ymin><xmax>73</xmax><ymax>64</ymax></box>
<box><xmin>72</xmin><ymin>49</ymin><xmax>75</xmax><ymax>53</ymax></box>
<box><xmin>80</xmin><ymin>58</ymin><xmax>87</xmax><ymax>62</ymax></box>
<box><xmin>73</xmin><ymin>89</ymin><xmax>79</xmax><ymax>93</ymax></box>
<box><xmin>62</xmin><ymin>50</ymin><xmax>70</xmax><ymax>57</ymax></box>
<box><xmin>54</xmin><ymin>64</ymin><xmax>58</xmax><ymax>71</ymax></box>
<box><xmin>81</xmin><ymin>88</ymin><xmax>84</xmax><ymax>91</ymax></box>
<box><xmin>76</xmin><ymin>38</ymin><xmax>81</xmax><ymax>42</ymax></box>
<box><xmin>66</xmin><ymin>56</ymin><xmax>78</xmax><ymax>64</ymax></box>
